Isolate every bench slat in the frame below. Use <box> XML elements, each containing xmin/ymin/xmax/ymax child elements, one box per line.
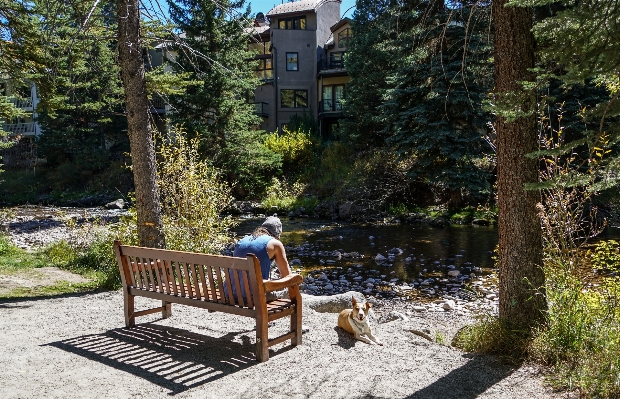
<box><xmin>136</xmin><ymin>257</ymin><xmax>147</xmax><ymax>289</ymax></box>
<box><xmin>222</xmin><ymin>267</ymin><xmax>236</xmax><ymax>305</ymax></box>
<box><xmin>160</xmin><ymin>260</ymin><xmax>171</xmax><ymax>295</ymax></box>
<box><xmin>198</xmin><ymin>266</ymin><xmax>209</xmax><ymax>302</ymax></box>
<box><xmin>206</xmin><ymin>265</ymin><xmax>218</xmax><ymax>302</ymax></box>
<box><xmin>214</xmin><ymin>266</ymin><xmax>226</xmax><ymax>304</ymax></box>
<box><xmin>174</xmin><ymin>261</ymin><xmax>185</xmax><ymax>297</ymax></box>
<box><xmin>190</xmin><ymin>264</ymin><xmax>201</xmax><ymax>300</ymax></box>
<box><xmin>242</xmin><ymin>270</ymin><xmax>254</xmax><ymax>309</ymax></box>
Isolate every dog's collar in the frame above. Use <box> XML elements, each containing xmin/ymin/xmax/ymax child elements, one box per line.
<box><xmin>349</xmin><ymin>313</ymin><xmax>366</xmax><ymax>329</ymax></box>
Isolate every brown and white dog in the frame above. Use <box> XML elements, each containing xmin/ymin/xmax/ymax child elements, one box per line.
<box><xmin>337</xmin><ymin>296</ymin><xmax>383</xmax><ymax>345</ymax></box>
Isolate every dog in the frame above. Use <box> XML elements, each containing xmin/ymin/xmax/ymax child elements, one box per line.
<box><xmin>337</xmin><ymin>296</ymin><xmax>383</xmax><ymax>345</ymax></box>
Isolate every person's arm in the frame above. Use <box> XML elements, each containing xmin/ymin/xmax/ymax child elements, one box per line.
<box><xmin>266</xmin><ymin>238</ymin><xmax>291</xmax><ymax>278</ymax></box>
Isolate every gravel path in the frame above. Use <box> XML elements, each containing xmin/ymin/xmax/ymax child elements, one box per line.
<box><xmin>0</xmin><ymin>290</ymin><xmax>570</xmax><ymax>399</ymax></box>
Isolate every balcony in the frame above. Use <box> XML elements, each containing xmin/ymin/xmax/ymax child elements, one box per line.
<box><xmin>150</xmin><ymin>97</ymin><xmax>166</xmax><ymax>114</ymax></box>
<box><xmin>318</xmin><ymin>99</ymin><xmax>344</xmax><ymax>117</ymax></box>
<box><xmin>6</xmin><ymin>96</ymin><xmax>34</xmax><ymax>111</ymax></box>
<box><xmin>317</xmin><ymin>59</ymin><xmax>347</xmax><ymax>77</ymax></box>
<box><xmin>2</xmin><ymin>122</ymin><xmax>36</xmax><ymax>136</ymax></box>
<box><xmin>251</xmin><ymin>102</ymin><xmax>268</xmax><ymax>117</ymax></box>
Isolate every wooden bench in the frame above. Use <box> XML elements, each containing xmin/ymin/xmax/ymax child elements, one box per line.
<box><xmin>113</xmin><ymin>240</ymin><xmax>303</xmax><ymax>362</ymax></box>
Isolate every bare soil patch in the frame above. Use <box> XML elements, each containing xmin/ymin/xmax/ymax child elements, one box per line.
<box><xmin>0</xmin><ymin>267</ymin><xmax>89</xmax><ymax>296</ymax></box>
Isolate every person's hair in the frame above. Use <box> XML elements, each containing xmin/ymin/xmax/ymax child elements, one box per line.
<box><xmin>252</xmin><ymin>226</ymin><xmax>276</xmax><ymax>238</ymax></box>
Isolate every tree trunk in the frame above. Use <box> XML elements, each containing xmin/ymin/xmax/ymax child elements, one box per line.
<box><xmin>493</xmin><ymin>0</ymin><xmax>546</xmax><ymax>329</ymax></box>
<box><xmin>117</xmin><ymin>0</ymin><xmax>165</xmax><ymax>248</ymax></box>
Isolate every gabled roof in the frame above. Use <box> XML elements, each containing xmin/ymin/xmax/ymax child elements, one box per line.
<box><xmin>330</xmin><ymin>17</ymin><xmax>351</xmax><ymax>33</ymax></box>
<box><xmin>267</xmin><ymin>0</ymin><xmax>341</xmax><ymax>17</ymax></box>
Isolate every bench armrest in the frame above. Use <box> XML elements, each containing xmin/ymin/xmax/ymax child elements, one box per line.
<box><xmin>263</xmin><ymin>274</ymin><xmax>303</xmax><ymax>293</ymax></box>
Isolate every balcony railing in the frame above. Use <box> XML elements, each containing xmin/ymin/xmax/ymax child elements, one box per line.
<box><xmin>2</xmin><ymin>122</ymin><xmax>36</xmax><ymax>135</ymax></box>
<box><xmin>255</xmin><ymin>69</ymin><xmax>274</xmax><ymax>84</ymax></box>
<box><xmin>317</xmin><ymin>59</ymin><xmax>345</xmax><ymax>73</ymax></box>
<box><xmin>251</xmin><ymin>102</ymin><xmax>268</xmax><ymax>117</ymax></box>
<box><xmin>6</xmin><ymin>96</ymin><xmax>34</xmax><ymax>110</ymax></box>
<box><xmin>150</xmin><ymin>97</ymin><xmax>166</xmax><ymax>113</ymax></box>
<box><xmin>318</xmin><ymin>99</ymin><xmax>344</xmax><ymax>113</ymax></box>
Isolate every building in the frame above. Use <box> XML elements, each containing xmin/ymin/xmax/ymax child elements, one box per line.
<box><xmin>0</xmin><ymin>80</ymin><xmax>41</xmax><ymax>167</ymax></box>
<box><xmin>249</xmin><ymin>0</ymin><xmax>348</xmax><ymax>138</ymax></box>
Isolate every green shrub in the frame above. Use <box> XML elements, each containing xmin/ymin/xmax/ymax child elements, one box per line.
<box><xmin>261</xmin><ymin>177</ymin><xmax>318</xmax><ymax>212</ymax></box>
<box><xmin>590</xmin><ymin>240</ymin><xmax>620</xmax><ymax>273</ymax></box>
<box><xmin>263</xmin><ymin>127</ymin><xmax>318</xmax><ymax>177</ymax></box>
<box><xmin>0</xmin><ymin>234</ymin><xmax>18</xmax><ymax>256</ymax></box>
<box><xmin>156</xmin><ymin>130</ymin><xmax>235</xmax><ymax>254</ymax></box>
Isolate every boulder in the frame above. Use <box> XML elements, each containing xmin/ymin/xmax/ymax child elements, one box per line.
<box><xmin>301</xmin><ymin>291</ymin><xmax>365</xmax><ymax>313</ymax></box>
<box><xmin>104</xmin><ymin>199</ymin><xmax>126</xmax><ymax>210</ymax></box>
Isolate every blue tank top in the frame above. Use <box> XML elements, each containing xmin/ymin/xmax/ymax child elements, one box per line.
<box><xmin>233</xmin><ymin>234</ymin><xmax>273</xmax><ymax>279</ymax></box>
<box><xmin>226</xmin><ymin>234</ymin><xmax>274</xmax><ymax>304</ymax></box>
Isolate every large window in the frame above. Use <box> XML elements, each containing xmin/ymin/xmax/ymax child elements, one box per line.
<box><xmin>254</xmin><ymin>58</ymin><xmax>273</xmax><ymax>81</ymax></box>
<box><xmin>286</xmin><ymin>52</ymin><xmax>298</xmax><ymax>71</ymax></box>
<box><xmin>278</xmin><ymin>16</ymin><xmax>306</xmax><ymax>30</ymax></box>
<box><xmin>321</xmin><ymin>84</ymin><xmax>345</xmax><ymax>111</ymax></box>
<box><xmin>248</xmin><ymin>41</ymin><xmax>271</xmax><ymax>55</ymax></box>
<box><xmin>338</xmin><ymin>28</ymin><xmax>352</xmax><ymax>48</ymax></box>
<box><xmin>281</xmin><ymin>89</ymin><xmax>308</xmax><ymax>108</ymax></box>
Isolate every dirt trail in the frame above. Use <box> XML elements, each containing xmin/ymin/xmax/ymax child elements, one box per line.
<box><xmin>0</xmin><ymin>290</ymin><xmax>571</xmax><ymax>399</ymax></box>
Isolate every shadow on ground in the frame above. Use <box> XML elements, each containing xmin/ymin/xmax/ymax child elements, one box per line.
<box><xmin>46</xmin><ymin>323</ymin><xmax>280</xmax><ymax>395</ymax></box>
<box><xmin>358</xmin><ymin>353</ymin><xmax>517</xmax><ymax>399</ymax></box>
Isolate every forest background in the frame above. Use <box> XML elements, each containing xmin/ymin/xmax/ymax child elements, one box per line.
<box><xmin>1</xmin><ymin>0</ymin><xmax>620</xmax><ymax>397</ymax></box>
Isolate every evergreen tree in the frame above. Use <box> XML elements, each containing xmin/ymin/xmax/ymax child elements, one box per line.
<box><xmin>167</xmin><ymin>0</ymin><xmax>280</xmax><ymax>197</ymax></box>
<box><xmin>382</xmin><ymin>0</ymin><xmax>494</xmax><ymax>203</ymax></box>
<box><xmin>343</xmin><ymin>0</ymin><xmax>494</xmax><ymax>203</ymax></box>
<box><xmin>340</xmin><ymin>0</ymin><xmax>396</xmax><ymax>149</ymax></box>
<box><xmin>33</xmin><ymin>0</ymin><xmax>128</xmax><ymax>172</ymax></box>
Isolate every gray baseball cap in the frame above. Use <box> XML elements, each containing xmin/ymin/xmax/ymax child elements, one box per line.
<box><xmin>262</xmin><ymin>215</ymin><xmax>282</xmax><ymax>238</ymax></box>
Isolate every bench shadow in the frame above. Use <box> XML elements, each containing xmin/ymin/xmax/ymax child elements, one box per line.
<box><xmin>45</xmin><ymin>323</ymin><xmax>285</xmax><ymax>395</ymax></box>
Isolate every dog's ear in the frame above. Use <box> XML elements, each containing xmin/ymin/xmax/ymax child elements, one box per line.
<box><xmin>351</xmin><ymin>296</ymin><xmax>357</xmax><ymax>306</ymax></box>
<box><xmin>366</xmin><ymin>302</ymin><xmax>372</xmax><ymax>310</ymax></box>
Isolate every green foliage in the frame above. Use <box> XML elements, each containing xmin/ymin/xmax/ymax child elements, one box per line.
<box><xmin>261</xmin><ymin>177</ymin><xmax>318</xmax><ymax>212</ymax></box>
<box><xmin>31</xmin><ymin>0</ymin><xmax>128</xmax><ymax>173</ymax></box>
<box><xmin>453</xmin><ymin>315</ymin><xmax>531</xmax><ymax>361</ymax></box>
<box><xmin>263</xmin><ymin>127</ymin><xmax>318</xmax><ymax>177</ymax></box>
<box><xmin>0</xmin><ymin>234</ymin><xmax>19</xmax><ymax>256</ymax></box>
<box><xmin>342</xmin><ymin>0</ymin><xmax>494</xmax><ymax>203</ymax></box>
<box><xmin>310</xmin><ymin>142</ymin><xmax>355</xmax><ymax>198</ymax></box>
<box><xmin>156</xmin><ymin>128</ymin><xmax>235</xmax><ymax>253</ymax></box>
<box><xmin>167</xmin><ymin>0</ymin><xmax>279</xmax><ymax>198</ymax></box>
<box><xmin>589</xmin><ymin>240</ymin><xmax>620</xmax><ymax>273</ymax></box>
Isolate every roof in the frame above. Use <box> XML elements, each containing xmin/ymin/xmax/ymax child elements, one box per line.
<box><xmin>267</xmin><ymin>0</ymin><xmax>341</xmax><ymax>17</ymax></box>
<box><xmin>330</xmin><ymin>17</ymin><xmax>351</xmax><ymax>33</ymax></box>
<box><xmin>244</xmin><ymin>25</ymin><xmax>270</xmax><ymax>36</ymax></box>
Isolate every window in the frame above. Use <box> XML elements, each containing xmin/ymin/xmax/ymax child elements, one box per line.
<box><xmin>281</xmin><ymin>89</ymin><xmax>308</xmax><ymax>108</ymax></box>
<box><xmin>286</xmin><ymin>52</ymin><xmax>298</xmax><ymax>71</ymax></box>
<box><xmin>278</xmin><ymin>16</ymin><xmax>306</xmax><ymax>30</ymax></box>
<box><xmin>321</xmin><ymin>84</ymin><xmax>345</xmax><ymax>112</ymax></box>
<box><xmin>254</xmin><ymin>58</ymin><xmax>273</xmax><ymax>81</ymax></box>
<box><xmin>248</xmin><ymin>41</ymin><xmax>271</xmax><ymax>55</ymax></box>
<box><xmin>329</xmin><ymin>52</ymin><xmax>345</xmax><ymax>68</ymax></box>
<box><xmin>338</xmin><ymin>28</ymin><xmax>352</xmax><ymax>48</ymax></box>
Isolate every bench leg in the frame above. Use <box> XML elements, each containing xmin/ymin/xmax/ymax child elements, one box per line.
<box><xmin>255</xmin><ymin>317</ymin><xmax>269</xmax><ymax>362</ymax></box>
<box><xmin>124</xmin><ymin>291</ymin><xmax>135</xmax><ymax>327</ymax></box>
<box><xmin>162</xmin><ymin>301</ymin><xmax>172</xmax><ymax>319</ymax></box>
<box><xmin>291</xmin><ymin>304</ymin><xmax>302</xmax><ymax>347</ymax></box>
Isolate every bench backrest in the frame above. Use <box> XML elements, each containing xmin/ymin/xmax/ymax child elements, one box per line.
<box><xmin>114</xmin><ymin>241</ymin><xmax>265</xmax><ymax>309</ymax></box>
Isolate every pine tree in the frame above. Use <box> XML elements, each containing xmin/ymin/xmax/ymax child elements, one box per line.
<box><xmin>167</xmin><ymin>0</ymin><xmax>280</xmax><ymax>197</ymax></box>
<box><xmin>33</xmin><ymin>0</ymin><xmax>128</xmax><ymax>172</ymax></box>
<box><xmin>382</xmin><ymin>0</ymin><xmax>493</xmax><ymax>203</ymax></box>
<box><xmin>340</xmin><ymin>0</ymin><xmax>396</xmax><ymax>149</ymax></box>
